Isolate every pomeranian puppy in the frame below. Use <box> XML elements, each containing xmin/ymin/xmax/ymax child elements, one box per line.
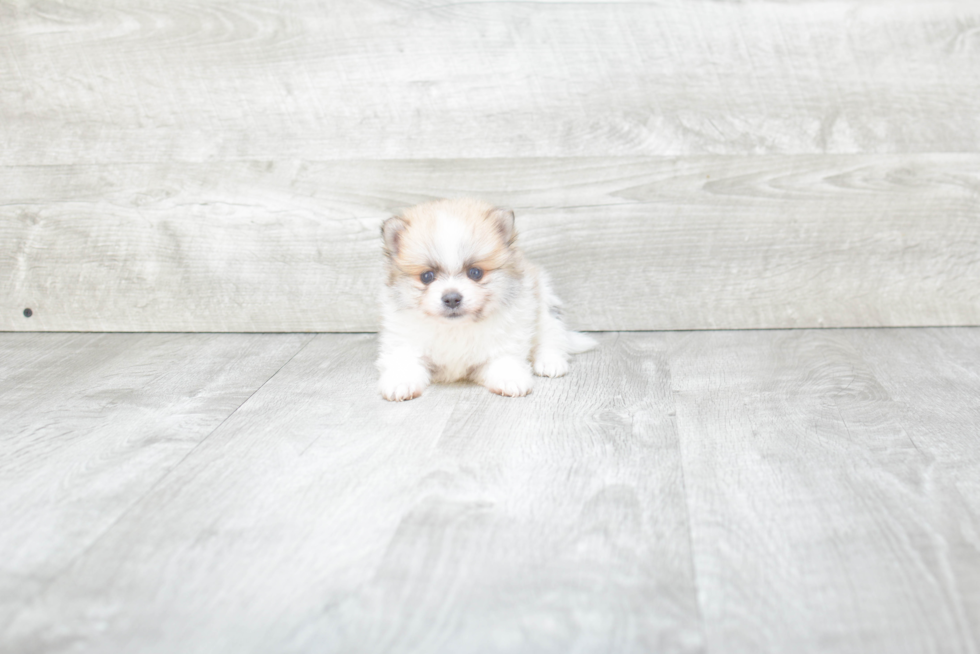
<box><xmin>377</xmin><ymin>198</ymin><xmax>595</xmax><ymax>401</ymax></box>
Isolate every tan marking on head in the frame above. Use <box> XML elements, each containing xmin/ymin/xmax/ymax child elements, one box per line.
<box><xmin>381</xmin><ymin>199</ymin><xmax>528</xmax><ymax>322</ymax></box>
<box><xmin>381</xmin><ymin>215</ymin><xmax>408</xmax><ymax>259</ymax></box>
<box><xmin>385</xmin><ymin>198</ymin><xmax>520</xmax><ymax>279</ymax></box>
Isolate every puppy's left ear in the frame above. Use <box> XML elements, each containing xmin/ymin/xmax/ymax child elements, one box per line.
<box><xmin>381</xmin><ymin>216</ymin><xmax>408</xmax><ymax>258</ymax></box>
<box><xmin>489</xmin><ymin>208</ymin><xmax>516</xmax><ymax>245</ymax></box>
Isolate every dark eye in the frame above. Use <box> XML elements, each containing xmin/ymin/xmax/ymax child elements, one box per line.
<box><xmin>467</xmin><ymin>267</ymin><xmax>484</xmax><ymax>282</ymax></box>
<box><xmin>420</xmin><ymin>270</ymin><xmax>435</xmax><ymax>285</ymax></box>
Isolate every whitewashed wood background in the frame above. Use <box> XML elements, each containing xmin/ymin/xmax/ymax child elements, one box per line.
<box><xmin>2</xmin><ymin>0</ymin><xmax>979</xmax><ymax>331</ymax></box>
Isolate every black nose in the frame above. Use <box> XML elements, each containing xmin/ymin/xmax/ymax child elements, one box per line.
<box><xmin>442</xmin><ymin>292</ymin><xmax>462</xmax><ymax>309</ymax></box>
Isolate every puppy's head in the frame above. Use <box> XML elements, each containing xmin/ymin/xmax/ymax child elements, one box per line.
<box><xmin>381</xmin><ymin>198</ymin><xmax>523</xmax><ymax>321</ymax></box>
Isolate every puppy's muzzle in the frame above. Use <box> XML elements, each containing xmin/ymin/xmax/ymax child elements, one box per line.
<box><xmin>442</xmin><ymin>291</ymin><xmax>463</xmax><ymax>309</ymax></box>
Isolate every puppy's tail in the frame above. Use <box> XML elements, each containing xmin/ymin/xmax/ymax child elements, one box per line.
<box><xmin>566</xmin><ymin>331</ymin><xmax>597</xmax><ymax>354</ymax></box>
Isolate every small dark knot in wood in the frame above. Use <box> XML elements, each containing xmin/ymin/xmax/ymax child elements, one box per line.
<box><xmin>23</xmin><ymin>308</ymin><xmax>33</xmax><ymax>318</ymax></box>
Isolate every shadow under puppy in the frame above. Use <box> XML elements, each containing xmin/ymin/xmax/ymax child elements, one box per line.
<box><xmin>377</xmin><ymin>198</ymin><xmax>595</xmax><ymax>401</ymax></box>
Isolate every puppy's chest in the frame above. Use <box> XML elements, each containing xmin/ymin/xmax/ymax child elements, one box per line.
<box><xmin>423</xmin><ymin>321</ymin><xmax>528</xmax><ymax>382</ymax></box>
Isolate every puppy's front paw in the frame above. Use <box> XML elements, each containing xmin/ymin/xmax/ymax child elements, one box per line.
<box><xmin>378</xmin><ymin>365</ymin><xmax>429</xmax><ymax>402</ymax></box>
<box><xmin>482</xmin><ymin>357</ymin><xmax>533</xmax><ymax>397</ymax></box>
<box><xmin>533</xmin><ymin>349</ymin><xmax>569</xmax><ymax>378</ymax></box>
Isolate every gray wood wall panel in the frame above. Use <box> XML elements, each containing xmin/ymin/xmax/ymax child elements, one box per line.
<box><xmin>3</xmin><ymin>155</ymin><xmax>978</xmax><ymax>331</ymax></box>
<box><xmin>3</xmin><ymin>0</ymin><xmax>979</xmax><ymax>331</ymax></box>
<box><xmin>2</xmin><ymin>1</ymin><xmax>978</xmax><ymax>164</ymax></box>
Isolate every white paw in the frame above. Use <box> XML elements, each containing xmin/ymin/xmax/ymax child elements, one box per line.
<box><xmin>533</xmin><ymin>349</ymin><xmax>569</xmax><ymax>378</ymax></box>
<box><xmin>378</xmin><ymin>365</ymin><xmax>429</xmax><ymax>402</ymax></box>
<box><xmin>482</xmin><ymin>357</ymin><xmax>533</xmax><ymax>397</ymax></box>
<box><xmin>488</xmin><ymin>377</ymin><xmax>533</xmax><ymax>397</ymax></box>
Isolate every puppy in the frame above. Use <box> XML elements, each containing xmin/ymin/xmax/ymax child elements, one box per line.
<box><xmin>377</xmin><ymin>198</ymin><xmax>595</xmax><ymax>401</ymax></box>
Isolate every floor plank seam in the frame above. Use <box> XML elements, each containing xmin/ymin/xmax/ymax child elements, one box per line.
<box><xmin>0</xmin><ymin>333</ymin><xmax>318</xmax><ymax>637</ymax></box>
<box><xmin>668</xmin><ymin>369</ymin><xmax>710</xmax><ymax>653</ymax></box>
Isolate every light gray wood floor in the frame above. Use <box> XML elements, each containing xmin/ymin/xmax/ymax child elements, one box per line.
<box><xmin>1</xmin><ymin>329</ymin><xmax>978</xmax><ymax>654</ymax></box>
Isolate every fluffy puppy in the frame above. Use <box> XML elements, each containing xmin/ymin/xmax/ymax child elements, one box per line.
<box><xmin>377</xmin><ymin>198</ymin><xmax>595</xmax><ymax>401</ymax></box>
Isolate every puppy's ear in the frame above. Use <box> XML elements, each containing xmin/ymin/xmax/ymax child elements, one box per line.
<box><xmin>381</xmin><ymin>216</ymin><xmax>408</xmax><ymax>258</ymax></box>
<box><xmin>489</xmin><ymin>208</ymin><xmax>516</xmax><ymax>245</ymax></box>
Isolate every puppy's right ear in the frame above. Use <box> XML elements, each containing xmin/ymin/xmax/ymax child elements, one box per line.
<box><xmin>381</xmin><ymin>216</ymin><xmax>408</xmax><ymax>258</ymax></box>
<box><xmin>489</xmin><ymin>207</ymin><xmax>516</xmax><ymax>246</ymax></box>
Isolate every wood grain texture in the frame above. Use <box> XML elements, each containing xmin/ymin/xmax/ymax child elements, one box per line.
<box><xmin>0</xmin><ymin>332</ymin><xmax>312</xmax><ymax>633</ymax></box>
<box><xmin>4</xmin><ymin>0</ymin><xmax>980</xmax><ymax>331</ymax></box>
<box><xmin>2</xmin><ymin>0</ymin><xmax>979</xmax><ymax>164</ymax></box>
<box><xmin>3</xmin><ymin>155</ymin><xmax>979</xmax><ymax>331</ymax></box>
<box><xmin>847</xmin><ymin>327</ymin><xmax>980</xmax><ymax>649</ymax></box>
<box><xmin>668</xmin><ymin>329</ymin><xmax>980</xmax><ymax>653</ymax></box>
<box><xmin>0</xmin><ymin>333</ymin><xmax>703</xmax><ymax>654</ymax></box>
<box><xmin>2</xmin><ymin>330</ymin><xmax>979</xmax><ymax>652</ymax></box>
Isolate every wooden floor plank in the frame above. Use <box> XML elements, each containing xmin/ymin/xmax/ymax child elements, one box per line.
<box><xmin>290</xmin><ymin>333</ymin><xmax>700</xmax><ymax>653</ymax></box>
<box><xmin>4</xmin><ymin>154</ymin><xmax>978</xmax><ymax>332</ymax></box>
<box><xmin>0</xmin><ymin>333</ymin><xmax>702</xmax><ymax>654</ymax></box>
<box><xmin>669</xmin><ymin>329</ymin><xmax>980</xmax><ymax>654</ymax></box>
<box><xmin>0</xmin><ymin>333</ymin><xmax>312</xmax><ymax>633</ymax></box>
<box><xmin>2</xmin><ymin>330</ymin><xmax>977</xmax><ymax>653</ymax></box>
<box><xmin>845</xmin><ymin>328</ymin><xmax>980</xmax><ymax>650</ymax></box>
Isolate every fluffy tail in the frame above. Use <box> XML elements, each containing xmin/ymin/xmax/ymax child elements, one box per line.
<box><xmin>566</xmin><ymin>330</ymin><xmax>597</xmax><ymax>354</ymax></box>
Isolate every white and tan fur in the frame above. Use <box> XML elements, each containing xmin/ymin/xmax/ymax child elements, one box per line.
<box><xmin>377</xmin><ymin>198</ymin><xmax>595</xmax><ymax>401</ymax></box>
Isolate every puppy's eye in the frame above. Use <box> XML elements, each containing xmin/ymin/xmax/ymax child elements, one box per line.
<box><xmin>420</xmin><ymin>270</ymin><xmax>435</xmax><ymax>285</ymax></box>
<box><xmin>467</xmin><ymin>267</ymin><xmax>484</xmax><ymax>282</ymax></box>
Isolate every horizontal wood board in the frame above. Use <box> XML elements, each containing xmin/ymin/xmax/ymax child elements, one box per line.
<box><xmin>3</xmin><ymin>0</ymin><xmax>979</xmax><ymax>331</ymax></box>
<box><xmin>1</xmin><ymin>329</ymin><xmax>978</xmax><ymax>652</ymax></box>
<box><xmin>3</xmin><ymin>155</ymin><xmax>979</xmax><ymax>331</ymax></box>
<box><xmin>2</xmin><ymin>0</ymin><xmax>979</xmax><ymax>163</ymax></box>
